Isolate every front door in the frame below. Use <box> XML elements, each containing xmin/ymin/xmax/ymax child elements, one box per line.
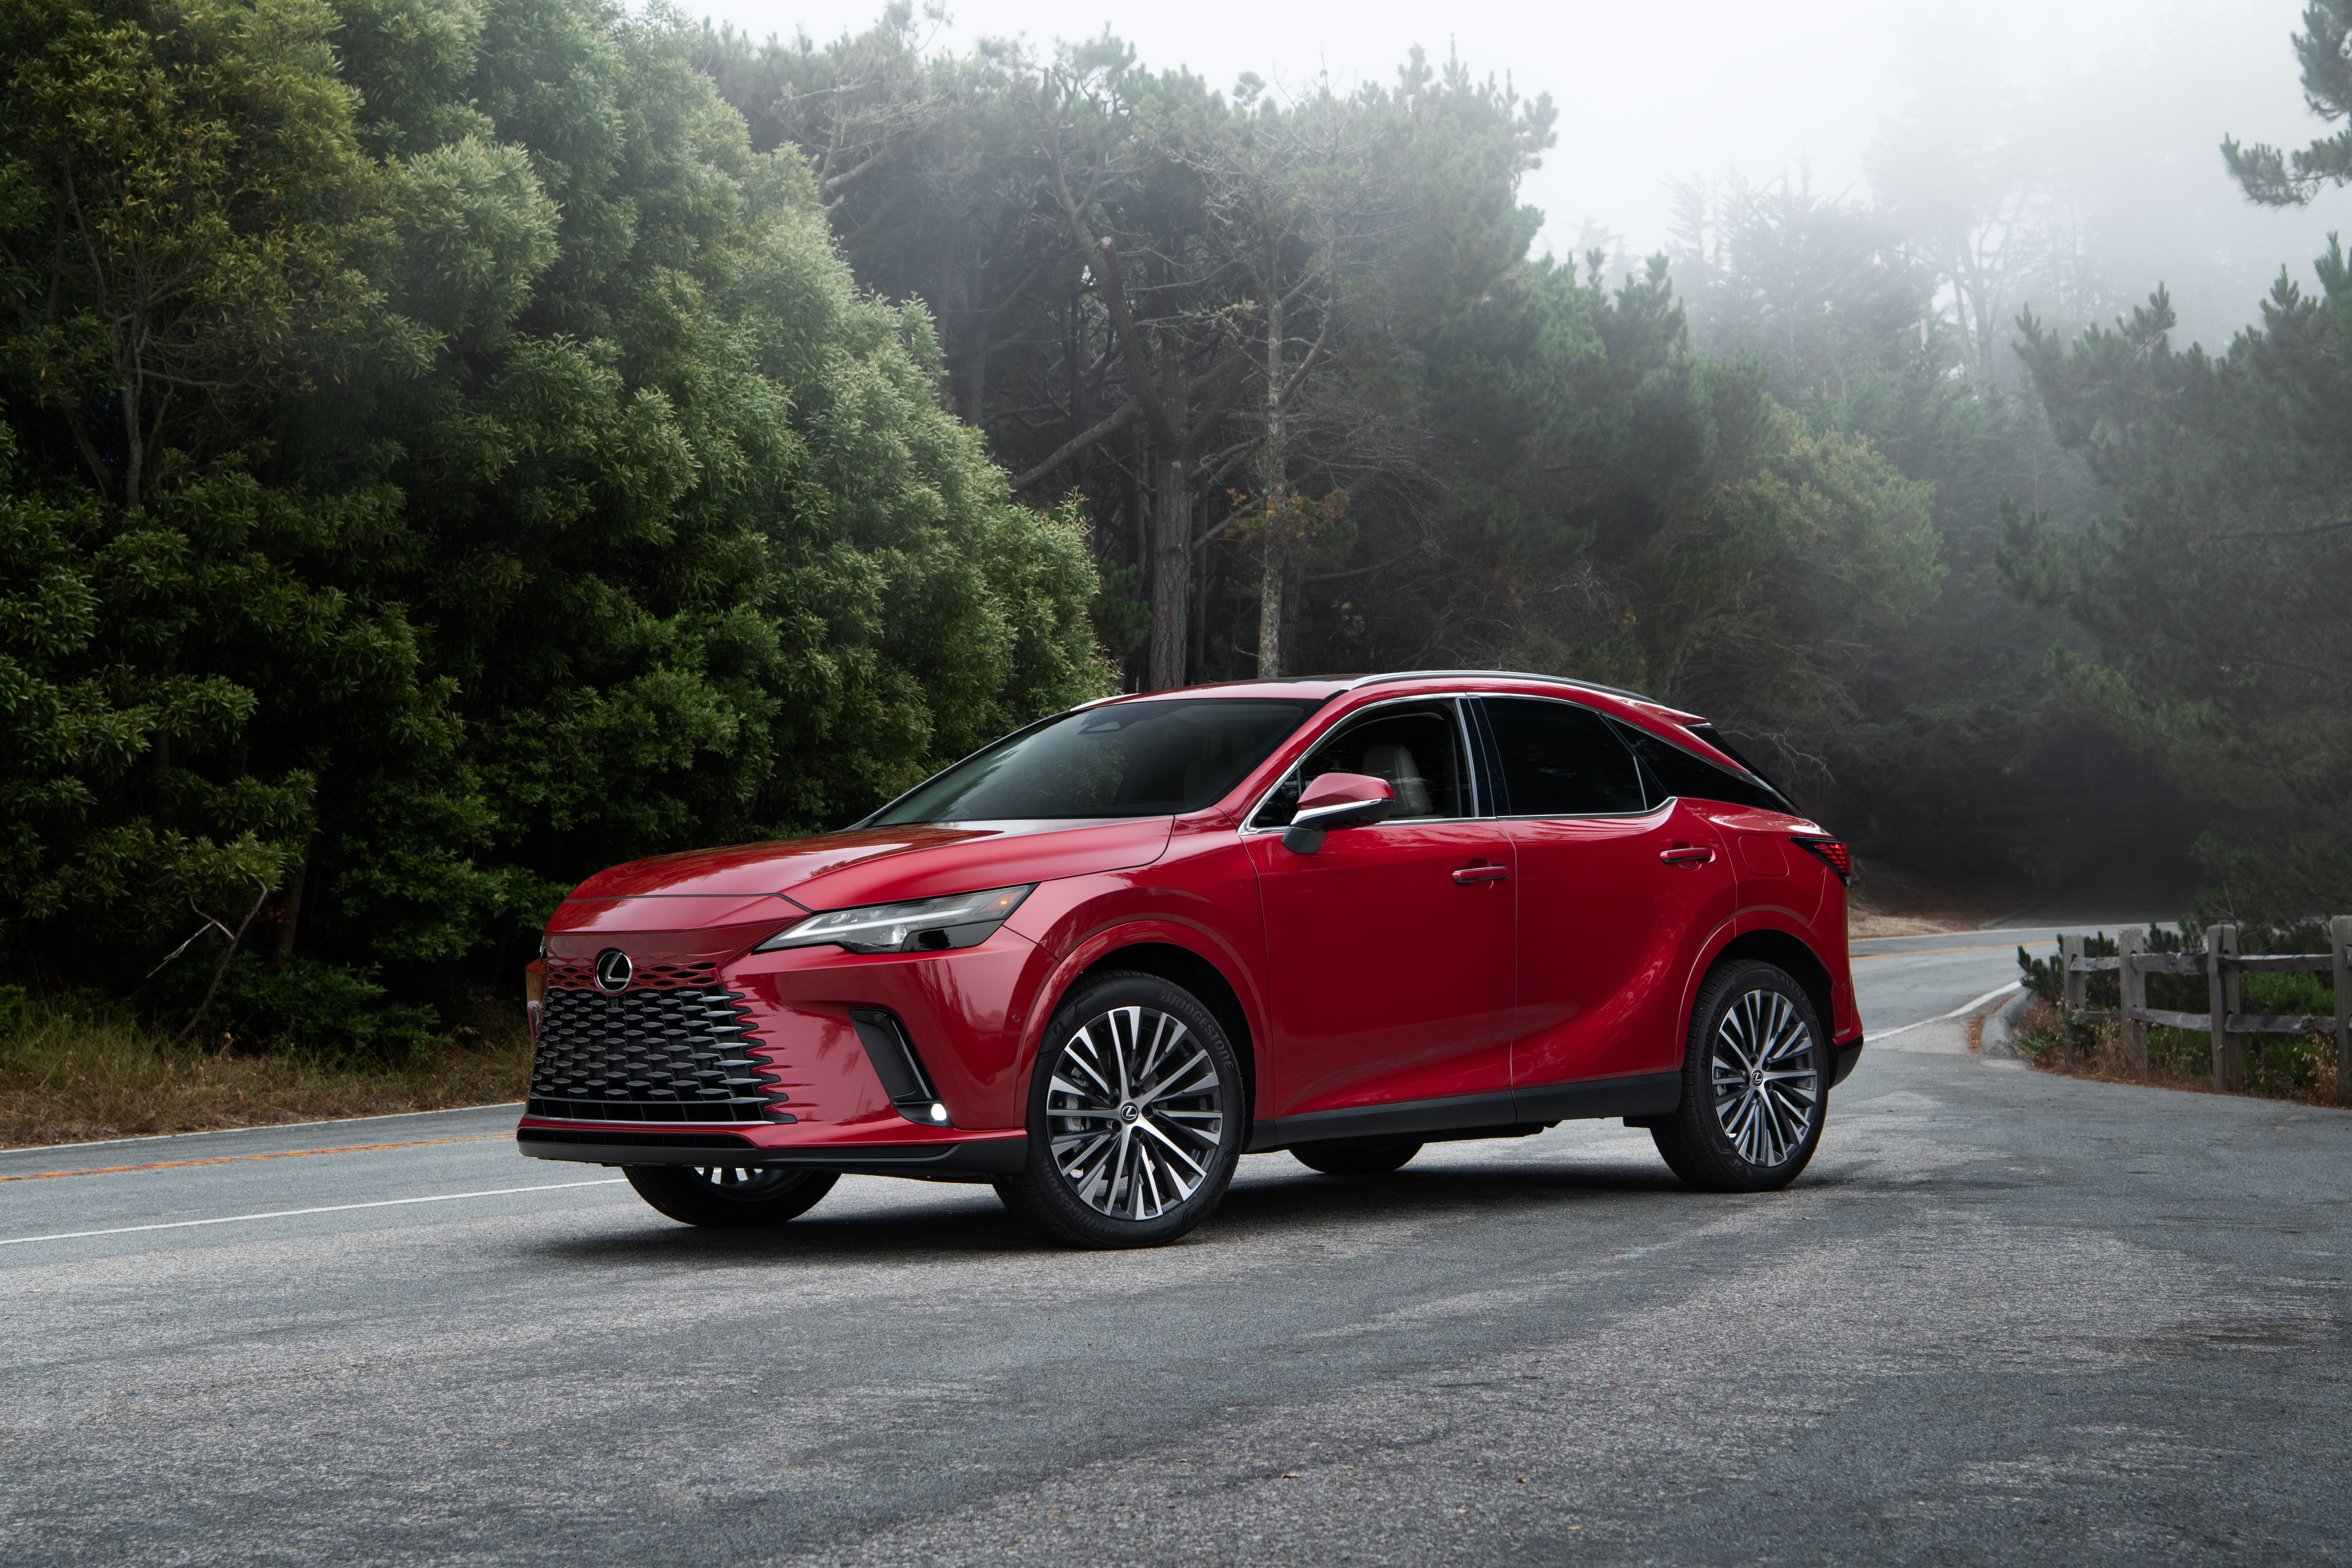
<box><xmin>1248</xmin><ymin>698</ymin><xmax>1516</xmax><ymax>1118</ymax></box>
<box><xmin>1482</xmin><ymin>697</ymin><xmax>1738</xmax><ymax>1088</ymax></box>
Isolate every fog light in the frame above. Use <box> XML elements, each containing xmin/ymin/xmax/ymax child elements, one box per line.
<box><xmin>928</xmin><ymin>1102</ymin><xmax>949</xmax><ymax>1123</ymax></box>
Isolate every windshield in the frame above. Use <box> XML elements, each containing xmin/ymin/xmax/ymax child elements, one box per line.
<box><xmin>868</xmin><ymin>699</ymin><xmax>1324</xmax><ymax>825</ymax></box>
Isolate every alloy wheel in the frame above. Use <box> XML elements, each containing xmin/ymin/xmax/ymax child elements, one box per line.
<box><xmin>689</xmin><ymin>1166</ymin><xmax>800</xmax><ymax>1199</ymax></box>
<box><xmin>1709</xmin><ymin>987</ymin><xmax>1820</xmax><ymax>1167</ymax></box>
<box><xmin>1045</xmin><ymin>1004</ymin><xmax>1228</xmax><ymax>1220</ymax></box>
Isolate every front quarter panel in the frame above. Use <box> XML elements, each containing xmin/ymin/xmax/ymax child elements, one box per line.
<box><xmin>1001</xmin><ymin>815</ymin><xmax>1272</xmax><ymax>1118</ymax></box>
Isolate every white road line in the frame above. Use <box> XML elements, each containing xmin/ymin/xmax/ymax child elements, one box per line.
<box><xmin>0</xmin><ymin>1179</ymin><xmax>624</xmax><ymax>1247</ymax></box>
<box><xmin>1871</xmin><ymin>983</ymin><xmax>2022</xmax><ymax>1042</ymax></box>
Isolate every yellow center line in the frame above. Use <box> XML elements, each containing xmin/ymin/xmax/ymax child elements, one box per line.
<box><xmin>1850</xmin><ymin>941</ymin><xmax>2049</xmax><ymax>960</ymax></box>
<box><xmin>0</xmin><ymin>1134</ymin><xmax>505</xmax><ymax>1183</ymax></box>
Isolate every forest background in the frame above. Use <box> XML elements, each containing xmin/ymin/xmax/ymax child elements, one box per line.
<box><xmin>2</xmin><ymin>0</ymin><xmax>2348</xmax><ymax>1058</ymax></box>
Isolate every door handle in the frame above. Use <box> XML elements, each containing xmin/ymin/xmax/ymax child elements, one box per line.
<box><xmin>1452</xmin><ymin>864</ymin><xmax>1511</xmax><ymax>884</ymax></box>
<box><xmin>1659</xmin><ymin>844</ymin><xmax>1715</xmax><ymax>866</ymax></box>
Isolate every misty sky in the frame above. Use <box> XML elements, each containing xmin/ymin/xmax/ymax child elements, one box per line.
<box><xmin>691</xmin><ymin>0</ymin><xmax>2352</xmax><ymax>349</ymax></box>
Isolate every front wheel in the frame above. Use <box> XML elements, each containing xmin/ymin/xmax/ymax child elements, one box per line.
<box><xmin>994</xmin><ymin>971</ymin><xmax>1243</xmax><ymax>1249</ymax></box>
<box><xmin>1651</xmin><ymin>960</ymin><xmax>1826</xmax><ymax>1192</ymax></box>
<box><xmin>624</xmin><ymin>1164</ymin><xmax>839</xmax><ymax>1228</ymax></box>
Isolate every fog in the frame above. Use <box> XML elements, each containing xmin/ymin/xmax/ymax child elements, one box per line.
<box><xmin>693</xmin><ymin>0</ymin><xmax>2352</xmax><ymax>350</ymax></box>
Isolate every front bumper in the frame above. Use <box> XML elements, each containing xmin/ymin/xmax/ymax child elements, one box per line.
<box><xmin>1832</xmin><ymin>1035</ymin><xmax>1865</xmax><ymax>1088</ymax></box>
<box><xmin>517</xmin><ymin>1126</ymin><xmax>1028</xmax><ymax>1179</ymax></box>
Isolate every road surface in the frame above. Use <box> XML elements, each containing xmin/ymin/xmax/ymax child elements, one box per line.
<box><xmin>3</xmin><ymin>938</ymin><xmax>2345</xmax><ymax>1566</ymax></box>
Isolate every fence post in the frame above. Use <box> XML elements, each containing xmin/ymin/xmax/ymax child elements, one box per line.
<box><xmin>2209</xmin><ymin>922</ymin><xmax>2243</xmax><ymax>1091</ymax></box>
<box><xmin>2119</xmin><ymin>927</ymin><xmax>2147</xmax><ymax>1071</ymax></box>
<box><xmin>2061</xmin><ymin>933</ymin><xmax>2084</xmax><ymax>1019</ymax></box>
<box><xmin>2333</xmin><ymin>914</ymin><xmax>2350</xmax><ymax>1106</ymax></box>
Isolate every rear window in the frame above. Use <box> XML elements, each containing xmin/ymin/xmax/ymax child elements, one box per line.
<box><xmin>1610</xmin><ymin>719</ymin><xmax>1793</xmax><ymax>814</ymax></box>
<box><xmin>868</xmin><ymin>700</ymin><xmax>1322</xmax><ymax>824</ymax></box>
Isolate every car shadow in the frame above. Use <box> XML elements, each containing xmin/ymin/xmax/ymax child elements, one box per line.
<box><xmin>512</xmin><ymin>1155</ymin><xmax>1702</xmax><ymax>1268</ymax></box>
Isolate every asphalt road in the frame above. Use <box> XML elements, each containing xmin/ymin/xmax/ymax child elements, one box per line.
<box><xmin>4</xmin><ymin>945</ymin><xmax>2347</xmax><ymax>1566</ymax></box>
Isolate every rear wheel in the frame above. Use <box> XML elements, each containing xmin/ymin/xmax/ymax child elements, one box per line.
<box><xmin>1651</xmin><ymin>959</ymin><xmax>1825</xmax><ymax>1192</ymax></box>
<box><xmin>624</xmin><ymin>1164</ymin><xmax>839</xmax><ymax>1228</ymax></box>
<box><xmin>994</xmin><ymin>972</ymin><xmax>1242</xmax><ymax>1249</ymax></box>
<box><xmin>1292</xmin><ymin>1142</ymin><xmax>1421</xmax><ymax>1176</ymax></box>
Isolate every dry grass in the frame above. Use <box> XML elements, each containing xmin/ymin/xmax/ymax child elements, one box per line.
<box><xmin>2016</xmin><ymin>997</ymin><xmax>2346</xmax><ymax>1109</ymax></box>
<box><xmin>0</xmin><ymin>1010</ymin><xmax>531</xmax><ymax>1149</ymax></box>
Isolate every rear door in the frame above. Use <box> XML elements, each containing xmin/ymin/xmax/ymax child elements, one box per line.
<box><xmin>1247</xmin><ymin>697</ymin><xmax>1516</xmax><ymax>1116</ymax></box>
<box><xmin>1482</xmin><ymin>697</ymin><xmax>1737</xmax><ymax>1088</ymax></box>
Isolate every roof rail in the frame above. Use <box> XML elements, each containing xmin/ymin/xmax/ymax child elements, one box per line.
<box><xmin>1337</xmin><ymin>669</ymin><xmax>1662</xmax><ymax>706</ymax></box>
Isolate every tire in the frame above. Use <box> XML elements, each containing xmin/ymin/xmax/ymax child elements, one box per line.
<box><xmin>993</xmin><ymin>971</ymin><xmax>1244</xmax><ymax>1249</ymax></box>
<box><xmin>624</xmin><ymin>1164</ymin><xmax>839</xmax><ymax>1229</ymax></box>
<box><xmin>1651</xmin><ymin>959</ymin><xmax>1827</xmax><ymax>1193</ymax></box>
<box><xmin>1292</xmin><ymin>1141</ymin><xmax>1421</xmax><ymax>1176</ymax></box>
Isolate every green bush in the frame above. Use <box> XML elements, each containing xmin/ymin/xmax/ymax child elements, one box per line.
<box><xmin>139</xmin><ymin>951</ymin><xmax>438</xmax><ymax>1065</ymax></box>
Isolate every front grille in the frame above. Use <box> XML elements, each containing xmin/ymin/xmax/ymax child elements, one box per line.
<box><xmin>527</xmin><ymin>974</ymin><xmax>789</xmax><ymax>1124</ymax></box>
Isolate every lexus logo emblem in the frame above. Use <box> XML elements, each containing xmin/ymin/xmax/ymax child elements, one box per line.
<box><xmin>593</xmin><ymin>948</ymin><xmax>633</xmax><ymax>995</ymax></box>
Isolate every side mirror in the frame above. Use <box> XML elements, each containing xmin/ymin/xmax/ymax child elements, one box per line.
<box><xmin>1281</xmin><ymin>771</ymin><xmax>1396</xmax><ymax>855</ymax></box>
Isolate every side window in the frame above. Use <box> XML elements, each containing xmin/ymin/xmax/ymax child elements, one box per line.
<box><xmin>1481</xmin><ymin>697</ymin><xmax>1646</xmax><ymax>816</ymax></box>
<box><xmin>1611</xmin><ymin>718</ymin><xmax>1790</xmax><ymax>813</ymax></box>
<box><xmin>1251</xmin><ymin>703</ymin><xmax>1474</xmax><ymax>827</ymax></box>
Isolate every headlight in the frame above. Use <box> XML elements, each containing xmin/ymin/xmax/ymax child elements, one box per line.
<box><xmin>753</xmin><ymin>884</ymin><xmax>1034</xmax><ymax>955</ymax></box>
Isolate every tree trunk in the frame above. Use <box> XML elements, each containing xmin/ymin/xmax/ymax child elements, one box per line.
<box><xmin>1255</xmin><ymin>276</ymin><xmax>1288</xmax><ymax>676</ymax></box>
<box><xmin>273</xmin><ymin>837</ymin><xmax>312</xmax><ymax>964</ymax></box>
<box><xmin>1279</xmin><ymin>560</ymin><xmax>1304</xmax><ymax>670</ymax></box>
<box><xmin>958</xmin><ymin>250</ymin><xmax>987</xmax><ymax>425</ymax></box>
<box><xmin>1148</xmin><ymin>446</ymin><xmax>1191</xmax><ymax>688</ymax></box>
<box><xmin>1146</xmin><ymin>348</ymin><xmax>1191</xmax><ymax>690</ymax></box>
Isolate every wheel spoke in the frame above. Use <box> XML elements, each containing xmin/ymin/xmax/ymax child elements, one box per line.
<box><xmin>1061</xmin><ymin>1027</ymin><xmax>1118</xmax><ymax>1099</ymax></box>
<box><xmin>1135</xmin><ymin>1115</ymin><xmax>1210</xmax><ymax>1180</ymax></box>
<box><xmin>1135</xmin><ymin>1048</ymin><xmax>1211</xmax><ymax>1106</ymax></box>
<box><xmin>1131</xmin><ymin>1010</ymin><xmax>1184</xmax><ymax>1092</ymax></box>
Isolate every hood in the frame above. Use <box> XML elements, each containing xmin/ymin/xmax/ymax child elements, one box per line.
<box><xmin>559</xmin><ymin>818</ymin><xmax>1176</xmax><ymax>914</ymax></box>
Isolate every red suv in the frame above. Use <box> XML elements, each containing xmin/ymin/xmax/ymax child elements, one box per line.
<box><xmin>518</xmin><ymin>673</ymin><xmax>1860</xmax><ymax>1248</ymax></box>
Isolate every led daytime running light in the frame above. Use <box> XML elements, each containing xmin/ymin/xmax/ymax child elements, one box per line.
<box><xmin>755</xmin><ymin>884</ymin><xmax>1034</xmax><ymax>955</ymax></box>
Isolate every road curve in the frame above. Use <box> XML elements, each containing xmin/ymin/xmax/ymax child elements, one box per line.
<box><xmin>2</xmin><ymin>960</ymin><xmax>2346</xmax><ymax>1565</ymax></box>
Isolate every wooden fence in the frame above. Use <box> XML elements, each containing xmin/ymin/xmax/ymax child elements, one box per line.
<box><xmin>2059</xmin><ymin>917</ymin><xmax>2351</xmax><ymax>1091</ymax></box>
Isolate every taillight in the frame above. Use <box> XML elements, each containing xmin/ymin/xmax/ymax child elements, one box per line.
<box><xmin>1792</xmin><ymin>838</ymin><xmax>1851</xmax><ymax>884</ymax></box>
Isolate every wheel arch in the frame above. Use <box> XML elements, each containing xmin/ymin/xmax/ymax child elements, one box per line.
<box><xmin>1070</xmin><ymin>941</ymin><xmax>1259</xmax><ymax>1125</ymax></box>
<box><xmin>1710</xmin><ymin>927</ymin><xmax>1835</xmax><ymax>1040</ymax></box>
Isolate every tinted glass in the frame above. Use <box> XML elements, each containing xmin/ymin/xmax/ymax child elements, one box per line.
<box><xmin>1686</xmin><ymin>723</ymin><xmax>1790</xmax><ymax>803</ymax></box>
<box><xmin>1611</xmin><ymin>719</ymin><xmax>1790</xmax><ymax>813</ymax></box>
<box><xmin>870</xmin><ymin>700</ymin><xmax>1320</xmax><ymax>824</ymax></box>
<box><xmin>1251</xmin><ymin>703</ymin><xmax>1472</xmax><ymax>827</ymax></box>
<box><xmin>1482</xmin><ymin>697</ymin><xmax>1646</xmax><ymax>815</ymax></box>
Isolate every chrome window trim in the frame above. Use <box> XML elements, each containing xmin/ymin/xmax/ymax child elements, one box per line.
<box><xmin>1237</xmin><ymin>693</ymin><xmax>1488</xmax><ymax>835</ymax></box>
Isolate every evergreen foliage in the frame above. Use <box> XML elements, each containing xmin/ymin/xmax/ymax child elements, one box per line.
<box><xmin>2223</xmin><ymin>1</ymin><xmax>2352</xmax><ymax>205</ymax></box>
<box><xmin>1</xmin><ymin>0</ymin><xmax>1109</xmax><ymax>1047</ymax></box>
<box><xmin>2004</xmin><ymin>260</ymin><xmax>2352</xmax><ymax>920</ymax></box>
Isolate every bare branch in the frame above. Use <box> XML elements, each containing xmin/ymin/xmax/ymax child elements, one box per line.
<box><xmin>1010</xmin><ymin>398</ymin><xmax>1140</xmax><ymax>490</ymax></box>
<box><xmin>165</xmin><ymin>876</ymin><xmax>272</xmax><ymax>1049</ymax></box>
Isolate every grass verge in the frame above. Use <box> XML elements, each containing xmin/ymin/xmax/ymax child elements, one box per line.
<box><xmin>2014</xmin><ymin>997</ymin><xmax>2344</xmax><ymax>1108</ymax></box>
<box><xmin>1</xmin><ymin>1005</ymin><xmax>531</xmax><ymax>1148</ymax></box>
